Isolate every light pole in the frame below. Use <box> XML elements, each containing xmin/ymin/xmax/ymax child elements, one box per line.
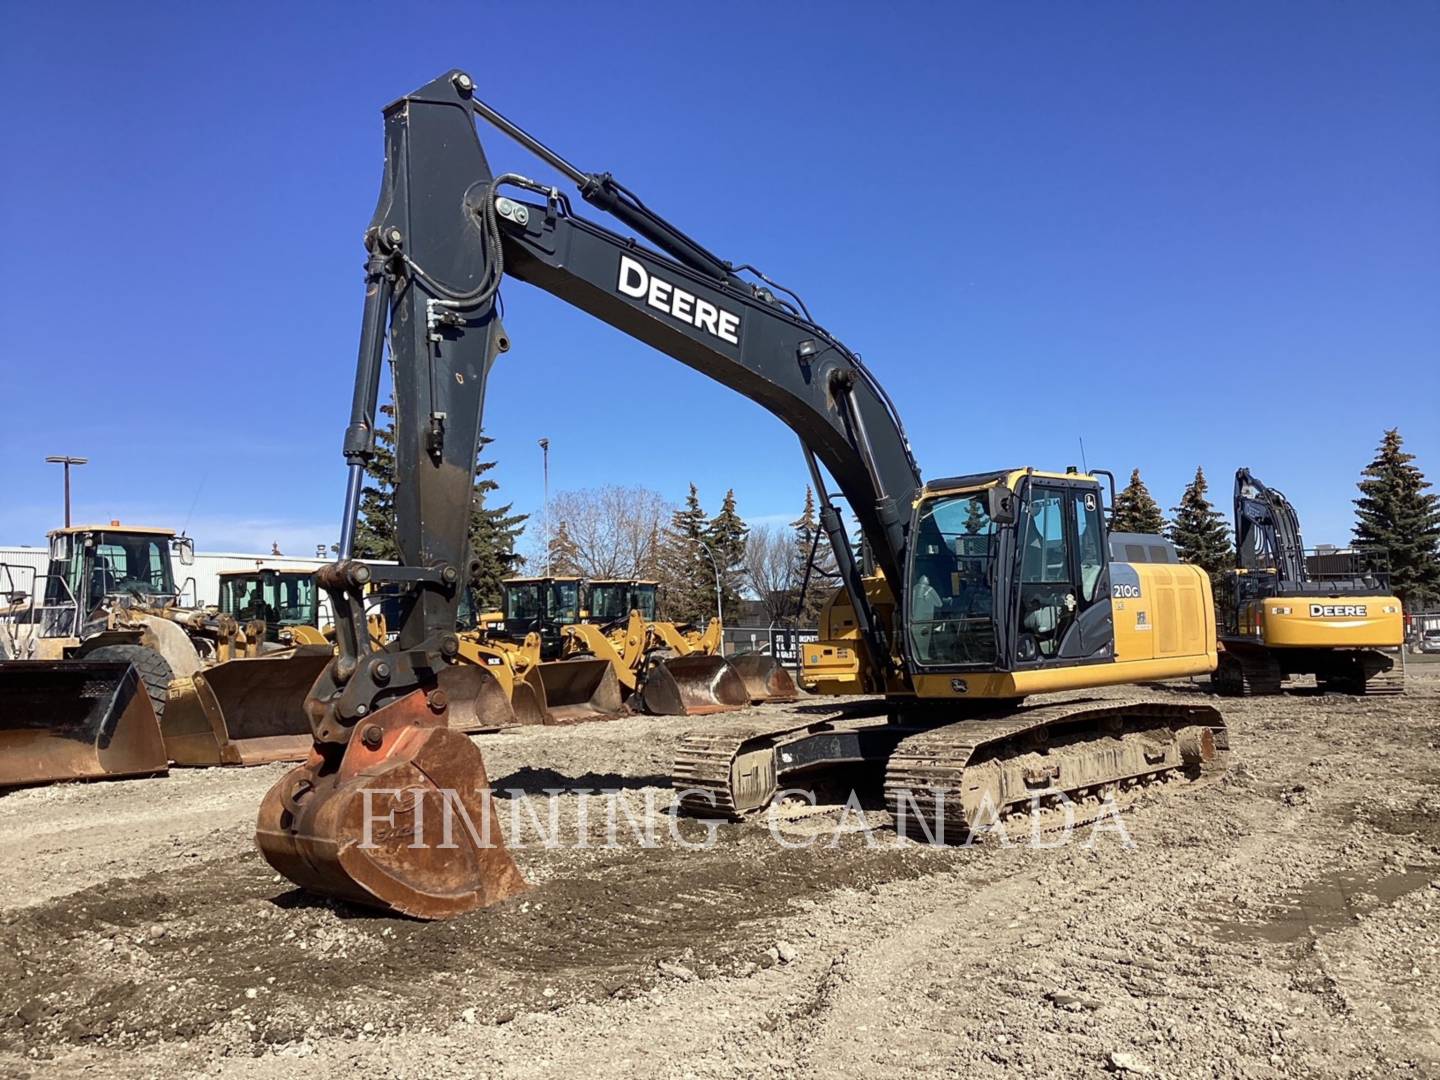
<box><xmin>690</xmin><ymin>535</ymin><xmax>724</xmax><ymax>652</ymax></box>
<box><xmin>538</xmin><ymin>437</ymin><xmax>551</xmax><ymax>576</ymax></box>
<box><xmin>45</xmin><ymin>456</ymin><xmax>88</xmax><ymax>527</ymax></box>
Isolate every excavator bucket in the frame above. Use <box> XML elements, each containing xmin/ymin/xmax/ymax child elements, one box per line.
<box><xmin>0</xmin><ymin>661</ymin><xmax>168</xmax><ymax>787</ymax></box>
<box><xmin>162</xmin><ymin>646</ymin><xmax>334</xmax><ymax>766</ymax></box>
<box><xmin>641</xmin><ymin>655</ymin><xmax>751</xmax><ymax>716</ymax></box>
<box><xmin>726</xmin><ymin>653</ymin><xmax>800</xmax><ymax>703</ymax></box>
<box><xmin>536</xmin><ymin>658</ymin><xmax>623</xmax><ymax>724</ymax></box>
<box><xmin>437</xmin><ymin>663</ymin><xmax>549</xmax><ymax>733</ymax></box>
<box><xmin>255</xmin><ymin>687</ymin><xmax>527</xmax><ymax>918</ymax></box>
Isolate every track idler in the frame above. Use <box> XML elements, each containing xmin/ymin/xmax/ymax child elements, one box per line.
<box><xmin>255</xmin><ymin>687</ymin><xmax>526</xmax><ymax>919</ymax></box>
<box><xmin>725</xmin><ymin>653</ymin><xmax>800</xmax><ymax>703</ymax></box>
<box><xmin>641</xmin><ymin>654</ymin><xmax>751</xmax><ymax>716</ymax></box>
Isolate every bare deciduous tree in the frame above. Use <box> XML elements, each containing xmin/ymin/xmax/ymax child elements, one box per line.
<box><xmin>535</xmin><ymin>485</ymin><xmax>670</xmax><ymax>579</ymax></box>
<box><xmin>743</xmin><ymin>524</ymin><xmax>800</xmax><ymax>624</ymax></box>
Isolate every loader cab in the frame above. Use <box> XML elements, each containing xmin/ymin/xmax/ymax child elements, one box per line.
<box><xmin>43</xmin><ymin>525</ymin><xmax>186</xmax><ymax>628</ymax></box>
<box><xmin>218</xmin><ymin>569</ymin><xmax>319</xmax><ymax>643</ymax></box>
<box><xmin>904</xmin><ymin>469</ymin><xmax>1116</xmax><ymax>674</ymax></box>
<box><xmin>498</xmin><ymin>576</ymin><xmax>583</xmax><ymax>657</ymax></box>
<box><xmin>585</xmin><ymin>580</ymin><xmax>658</xmax><ymax>624</ymax></box>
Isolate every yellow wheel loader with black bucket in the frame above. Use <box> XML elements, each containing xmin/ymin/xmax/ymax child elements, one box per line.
<box><xmin>0</xmin><ymin>524</ymin><xmax>331</xmax><ymax>773</ymax></box>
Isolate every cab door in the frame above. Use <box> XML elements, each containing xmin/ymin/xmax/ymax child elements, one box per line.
<box><xmin>1013</xmin><ymin>481</ymin><xmax>1114</xmax><ymax>665</ymax></box>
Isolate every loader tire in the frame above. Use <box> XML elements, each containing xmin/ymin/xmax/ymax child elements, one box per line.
<box><xmin>84</xmin><ymin>645</ymin><xmax>174</xmax><ymax>724</ymax></box>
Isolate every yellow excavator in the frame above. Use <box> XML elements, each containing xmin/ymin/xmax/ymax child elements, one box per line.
<box><xmin>256</xmin><ymin>73</ymin><xmax>1228</xmax><ymax>919</ymax></box>
<box><xmin>1213</xmin><ymin>468</ymin><xmax>1405</xmax><ymax>695</ymax></box>
<box><xmin>0</xmin><ymin>524</ymin><xmax>330</xmax><ymax>781</ymax></box>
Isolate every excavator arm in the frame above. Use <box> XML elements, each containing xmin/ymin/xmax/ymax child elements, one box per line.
<box><xmin>318</xmin><ymin>71</ymin><xmax>922</xmax><ymax>741</ymax></box>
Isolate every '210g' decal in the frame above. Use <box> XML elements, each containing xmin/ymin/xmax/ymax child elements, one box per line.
<box><xmin>1112</xmin><ymin>583</ymin><xmax>1142</xmax><ymax>599</ymax></box>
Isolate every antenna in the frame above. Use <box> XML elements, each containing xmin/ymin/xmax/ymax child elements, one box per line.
<box><xmin>1078</xmin><ymin>436</ymin><xmax>1089</xmax><ymax>474</ymax></box>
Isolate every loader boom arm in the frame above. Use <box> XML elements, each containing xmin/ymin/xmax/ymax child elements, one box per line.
<box><xmin>315</xmin><ymin>70</ymin><xmax>924</xmax><ymax>750</ymax></box>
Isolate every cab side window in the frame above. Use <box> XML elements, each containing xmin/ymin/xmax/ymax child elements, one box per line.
<box><xmin>1073</xmin><ymin>490</ymin><xmax>1105</xmax><ymax>603</ymax></box>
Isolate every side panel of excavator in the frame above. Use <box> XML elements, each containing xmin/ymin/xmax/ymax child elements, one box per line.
<box><xmin>0</xmin><ymin>661</ymin><xmax>169</xmax><ymax>787</ymax></box>
<box><xmin>162</xmin><ymin>647</ymin><xmax>334</xmax><ymax>766</ymax></box>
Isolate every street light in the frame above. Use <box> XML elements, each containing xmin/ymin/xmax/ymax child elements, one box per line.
<box><xmin>44</xmin><ymin>456</ymin><xmax>88</xmax><ymax>527</ymax></box>
<box><xmin>538</xmin><ymin>437</ymin><xmax>551</xmax><ymax>576</ymax></box>
<box><xmin>689</xmin><ymin>535</ymin><xmax>724</xmax><ymax>651</ymax></box>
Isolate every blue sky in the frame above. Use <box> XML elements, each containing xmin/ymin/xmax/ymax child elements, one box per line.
<box><xmin>2</xmin><ymin>2</ymin><xmax>1436</xmax><ymax>555</ymax></box>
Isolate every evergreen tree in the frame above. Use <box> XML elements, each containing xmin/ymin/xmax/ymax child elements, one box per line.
<box><xmin>1167</xmin><ymin>467</ymin><xmax>1233</xmax><ymax>586</ymax></box>
<box><xmin>351</xmin><ymin>403</ymin><xmax>399</xmax><ymax>560</ymax></box>
<box><xmin>657</xmin><ymin>484</ymin><xmax>712</xmax><ymax>624</ymax></box>
<box><xmin>467</xmin><ymin>434</ymin><xmax>528</xmax><ymax>610</ymax></box>
<box><xmin>1353</xmin><ymin>428</ymin><xmax>1440</xmax><ymax>609</ymax></box>
<box><xmin>1111</xmin><ymin>468</ymin><xmax>1166</xmax><ymax>535</ymax></box>
<box><xmin>705</xmin><ymin>488</ymin><xmax>749</xmax><ymax>625</ymax></box>
<box><xmin>790</xmin><ymin>487</ymin><xmax>841</xmax><ymax>624</ymax></box>
<box><xmin>349</xmin><ymin>406</ymin><xmax>527</xmax><ymax>608</ymax></box>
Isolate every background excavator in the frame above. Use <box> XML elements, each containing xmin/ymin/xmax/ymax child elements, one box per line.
<box><xmin>256</xmin><ymin>71</ymin><xmax>1229</xmax><ymax>919</ymax></box>
<box><xmin>0</xmin><ymin>523</ymin><xmax>330</xmax><ymax>781</ymax></box>
<box><xmin>1215</xmin><ymin>467</ymin><xmax>1405</xmax><ymax>695</ymax></box>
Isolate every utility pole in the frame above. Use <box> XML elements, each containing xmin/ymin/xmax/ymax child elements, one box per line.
<box><xmin>44</xmin><ymin>456</ymin><xmax>88</xmax><ymax>527</ymax></box>
<box><xmin>538</xmin><ymin>437</ymin><xmax>551</xmax><ymax>577</ymax></box>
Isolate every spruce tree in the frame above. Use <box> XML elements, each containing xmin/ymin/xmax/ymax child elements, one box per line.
<box><xmin>1167</xmin><ymin>467</ymin><xmax>1234</xmax><ymax>586</ymax></box>
<box><xmin>657</xmin><ymin>484</ymin><xmax>711</xmax><ymax>624</ymax></box>
<box><xmin>1353</xmin><ymin>428</ymin><xmax>1440</xmax><ymax>609</ymax></box>
<box><xmin>705</xmin><ymin>489</ymin><xmax>749</xmax><ymax>625</ymax></box>
<box><xmin>790</xmin><ymin>487</ymin><xmax>841</xmax><ymax>624</ymax></box>
<box><xmin>351</xmin><ymin>404</ymin><xmax>399</xmax><ymax>560</ymax></box>
<box><xmin>467</xmin><ymin>434</ymin><xmax>528</xmax><ymax>610</ymax></box>
<box><xmin>1112</xmin><ymin>468</ymin><xmax>1166</xmax><ymax>535</ymax></box>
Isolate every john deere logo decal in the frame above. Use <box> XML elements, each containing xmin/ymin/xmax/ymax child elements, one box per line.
<box><xmin>1309</xmin><ymin>604</ymin><xmax>1367</xmax><ymax>618</ymax></box>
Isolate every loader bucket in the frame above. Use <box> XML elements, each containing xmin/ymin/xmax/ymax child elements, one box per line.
<box><xmin>726</xmin><ymin>653</ymin><xmax>800</xmax><ymax>703</ymax></box>
<box><xmin>255</xmin><ymin>687</ymin><xmax>527</xmax><ymax>919</ymax></box>
<box><xmin>536</xmin><ymin>658</ymin><xmax>623</xmax><ymax>724</ymax></box>
<box><xmin>640</xmin><ymin>655</ymin><xmax>751</xmax><ymax>716</ymax></box>
<box><xmin>437</xmin><ymin>663</ymin><xmax>547</xmax><ymax>733</ymax></box>
<box><xmin>0</xmin><ymin>661</ymin><xmax>168</xmax><ymax>788</ymax></box>
<box><xmin>162</xmin><ymin>646</ymin><xmax>333</xmax><ymax>767</ymax></box>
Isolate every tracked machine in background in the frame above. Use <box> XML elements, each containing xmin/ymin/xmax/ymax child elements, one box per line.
<box><xmin>256</xmin><ymin>71</ymin><xmax>1229</xmax><ymax>918</ymax></box>
<box><xmin>1213</xmin><ymin>468</ymin><xmax>1405</xmax><ymax>695</ymax></box>
<box><xmin>0</xmin><ymin>524</ymin><xmax>330</xmax><ymax>782</ymax></box>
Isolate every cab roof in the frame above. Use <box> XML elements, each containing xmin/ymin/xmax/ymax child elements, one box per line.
<box><xmin>218</xmin><ymin>567</ymin><xmax>316</xmax><ymax>578</ymax></box>
<box><xmin>922</xmin><ymin>467</ymin><xmax>1097</xmax><ymax>496</ymax></box>
<box><xmin>49</xmin><ymin>524</ymin><xmax>176</xmax><ymax>538</ymax></box>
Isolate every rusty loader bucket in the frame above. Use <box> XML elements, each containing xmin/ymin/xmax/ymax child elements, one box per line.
<box><xmin>437</xmin><ymin>662</ymin><xmax>549</xmax><ymax>733</ymax></box>
<box><xmin>255</xmin><ymin>687</ymin><xmax>527</xmax><ymax>918</ymax></box>
<box><xmin>162</xmin><ymin>646</ymin><xmax>334</xmax><ymax>766</ymax></box>
<box><xmin>640</xmin><ymin>655</ymin><xmax>751</xmax><ymax>716</ymax></box>
<box><xmin>725</xmin><ymin>653</ymin><xmax>800</xmax><ymax>703</ymax></box>
<box><xmin>536</xmin><ymin>658</ymin><xmax>623</xmax><ymax>724</ymax></box>
<box><xmin>0</xmin><ymin>660</ymin><xmax>169</xmax><ymax>787</ymax></box>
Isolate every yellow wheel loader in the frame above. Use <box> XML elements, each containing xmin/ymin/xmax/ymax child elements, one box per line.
<box><xmin>217</xmin><ymin>567</ymin><xmax>324</xmax><ymax>645</ymax></box>
<box><xmin>0</xmin><ymin>524</ymin><xmax>330</xmax><ymax>777</ymax></box>
<box><xmin>1215</xmin><ymin>468</ymin><xmax>1405</xmax><ymax>695</ymax></box>
<box><xmin>568</xmin><ymin>579</ymin><xmax>797</xmax><ymax>714</ymax></box>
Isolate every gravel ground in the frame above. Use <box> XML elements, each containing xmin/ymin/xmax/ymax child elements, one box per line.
<box><xmin>1</xmin><ymin>661</ymin><xmax>1436</xmax><ymax>1079</ymax></box>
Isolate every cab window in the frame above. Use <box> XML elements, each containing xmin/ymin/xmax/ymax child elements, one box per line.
<box><xmin>906</xmin><ymin>492</ymin><xmax>998</xmax><ymax>666</ymax></box>
<box><xmin>1018</xmin><ymin>487</ymin><xmax>1073</xmax><ymax>659</ymax></box>
<box><xmin>1073</xmin><ymin>490</ymin><xmax>1105</xmax><ymax>603</ymax></box>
